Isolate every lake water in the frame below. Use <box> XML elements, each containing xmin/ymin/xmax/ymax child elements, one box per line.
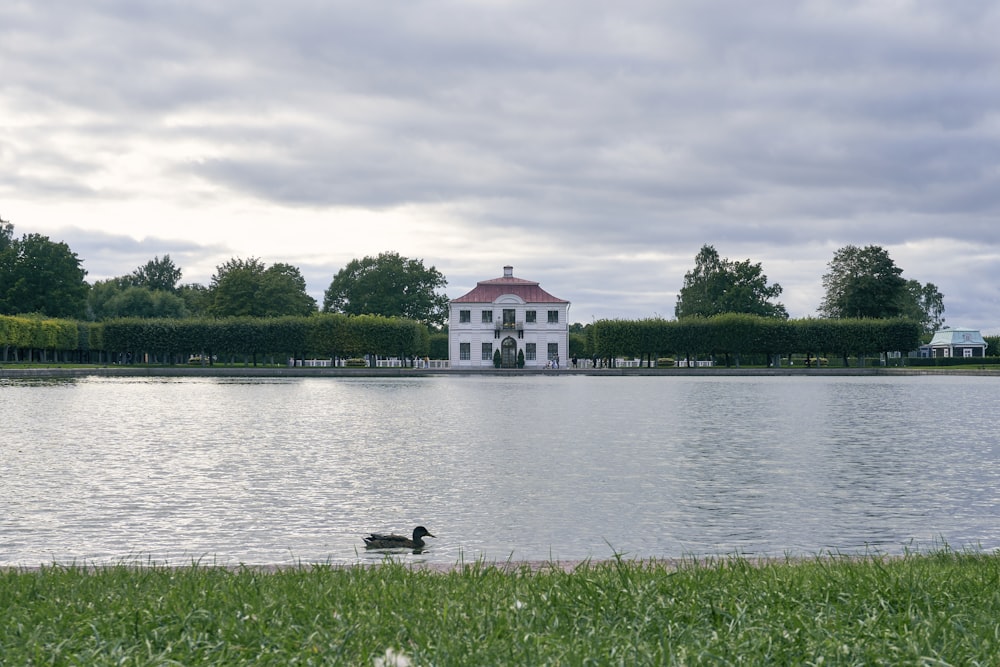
<box><xmin>2</xmin><ymin>374</ymin><xmax>999</xmax><ymax>567</ymax></box>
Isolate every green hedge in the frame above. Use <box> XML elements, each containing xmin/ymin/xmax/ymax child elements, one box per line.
<box><xmin>0</xmin><ymin>314</ymin><xmax>86</xmax><ymax>362</ymax></box>
<box><xmin>2</xmin><ymin>313</ymin><xmax>430</xmax><ymax>365</ymax></box>
<box><xmin>907</xmin><ymin>356</ymin><xmax>1000</xmax><ymax>367</ymax></box>
<box><xmin>0</xmin><ymin>312</ymin><xmax>941</xmax><ymax>367</ymax></box>
<box><xmin>985</xmin><ymin>336</ymin><xmax>1000</xmax><ymax>356</ymax></box>
<box><xmin>592</xmin><ymin>315</ymin><xmax>923</xmax><ymax>363</ymax></box>
<box><xmin>428</xmin><ymin>332</ymin><xmax>448</xmax><ymax>360</ymax></box>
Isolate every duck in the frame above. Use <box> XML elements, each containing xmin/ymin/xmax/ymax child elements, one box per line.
<box><xmin>363</xmin><ymin>526</ymin><xmax>435</xmax><ymax>550</ymax></box>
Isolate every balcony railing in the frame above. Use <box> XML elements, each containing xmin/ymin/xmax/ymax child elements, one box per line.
<box><xmin>494</xmin><ymin>321</ymin><xmax>527</xmax><ymax>338</ymax></box>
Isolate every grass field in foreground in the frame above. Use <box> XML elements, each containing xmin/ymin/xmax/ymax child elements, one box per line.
<box><xmin>2</xmin><ymin>551</ymin><xmax>999</xmax><ymax>665</ymax></box>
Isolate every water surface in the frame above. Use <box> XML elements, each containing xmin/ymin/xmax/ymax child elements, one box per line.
<box><xmin>2</xmin><ymin>375</ymin><xmax>998</xmax><ymax>566</ymax></box>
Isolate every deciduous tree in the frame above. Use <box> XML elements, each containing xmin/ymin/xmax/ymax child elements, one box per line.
<box><xmin>210</xmin><ymin>257</ymin><xmax>317</xmax><ymax>317</ymax></box>
<box><xmin>178</xmin><ymin>283</ymin><xmax>212</xmax><ymax>317</ymax></box>
<box><xmin>901</xmin><ymin>280</ymin><xmax>946</xmax><ymax>334</ymax></box>
<box><xmin>0</xmin><ymin>216</ymin><xmax>12</xmax><ymax>251</ymax></box>
<box><xmin>88</xmin><ymin>255</ymin><xmax>188</xmax><ymax>320</ymax></box>
<box><xmin>91</xmin><ymin>284</ymin><xmax>190</xmax><ymax>320</ymax></box>
<box><xmin>675</xmin><ymin>245</ymin><xmax>787</xmax><ymax>319</ymax></box>
<box><xmin>323</xmin><ymin>252</ymin><xmax>449</xmax><ymax>327</ymax></box>
<box><xmin>0</xmin><ymin>229</ymin><xmax>89</xmax><ymax>318</ymax></box>
<box><xmin>130</xmin><ymin>255</ymin><xmax>182</xmax><ymax>293</ymax></box>
<box><xmin>819</xmin><ymin>245</ymin><xmax>908</xmax><ymax>319</ymax></box>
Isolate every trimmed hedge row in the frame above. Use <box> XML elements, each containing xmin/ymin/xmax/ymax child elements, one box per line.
<box><xmin>0</xmin><ymin>312</ymin><xmax>945</xmax><ymax>367</ymax></box>
<box><xmin>592</xmin><ymin>315</ymin><xmax>923</xmax><ymax>364</ymax></box>
<box><xmin>0</xmin><ymin>314</ymin><xmax>102</xmax><ymax>362</ymax></box>
<box><xmin>907</xmin><ymin>356</ymin><xmax>1000</xmax><ymax>367</ymax></box>
<box><xmin>1</xmin><ymin>313</ymin><xmax>429</xmax><ymax>365</ymax></box>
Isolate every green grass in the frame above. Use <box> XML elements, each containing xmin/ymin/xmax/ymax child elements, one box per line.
<box><xmin>2</xmin><ymin>551</ymin><xmax>1000</xmax><ymax>665</ymax></box>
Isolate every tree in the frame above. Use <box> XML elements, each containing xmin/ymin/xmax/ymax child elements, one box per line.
<box><xmin>819</xmin><ymin>245</ymin><xmax>908</xmax><ymax>319</ymax></box>
<box><xmin>323</xmin><ymin>252</ymin><xmax>449</xmax><ymax>327</ymax></box>
<box><xmin>178</xmin><ymin>283</ymin><xmax>212</xmax><ymax>317</ymax></box>
<box><xmin>130</xmin><ymin>255</ymin><xmax>182</xmax><ymax>293</ymax></box>
<box><xmin>88</xmin><ymin>277</ymin><xmax>134</xmax><ymax>319</ymax></box>
<box><xmin>258</xmin><ymin>263</ymin><xmax>317</xmax><ymax>317</ymax></box>
<box><xmin>88</xmin><ymin>255</ymin><xmax>187</xmax><ymax>320</ymax></box>
<box><xmin>675</xmin><ymin>245</ymin><xmax>787</xmax><ymax>319</ymax></box>
<box><xmin>900</xmin><ymin>280</ymin><xmax>946</xmax><ymax>334</ymax></box>
<box><xmin>0</xmin><ymin>231</ymin><xmax>89</xmax><ymax>318</ymax></box>
<box><xmin>210</xmin><ymin>257</ymin><xmax>317</xmax><ymax>317</ymax></box>
<box><xmin>0</xmin><ymin>217</ymin><xmax>14</xmax><ymax>309</ymax></box>
<box><xmin>101</xmin><ymin>287</ymin><xmax>189</xmax><ymax>319</ymax></box>
<box><xmin>211</xmin><ymin>257</ymin><xmax>268</xmax><ymax>317</ymax></box>
<box><xmin>0</xmin><ymin>216</ymin><xmax>12</xmax><ymax>252</ymax></box>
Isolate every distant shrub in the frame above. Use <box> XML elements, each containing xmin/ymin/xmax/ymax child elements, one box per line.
<box><xmin>907</xmin><ymin>356</ymin><xmax>1000</xmax><ymax>367</ymax></box>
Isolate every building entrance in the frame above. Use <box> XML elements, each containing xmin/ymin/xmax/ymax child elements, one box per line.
<box><xmin>501</xmin><ymin>337</ymin><xmax>518</xmax><ymax>368</ymax></box>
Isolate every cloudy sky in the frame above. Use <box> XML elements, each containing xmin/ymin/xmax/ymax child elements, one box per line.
<box><xmin>3</xmin><ymin>1</ymin><xmax>999</xmax><ymax>331</ymax></box>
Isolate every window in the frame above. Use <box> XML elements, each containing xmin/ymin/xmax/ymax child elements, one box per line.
<box><xmin>547</xmin><ymin>310</ymin><xmax>559</xmax><ymax>323</ymax></box>
<box><xmin>548</xmin><ymin>343</ymin><xmax>559</xmax><ymax>360</ymax></box>
<box><xmin>481</xmin><ymin>310</ymin><xmax>493</xmax><ymax>323</ymax></box>
<box><xmin>503</xmin><ymin>309</ymin><xmax>516</xmax><ymax>329</ymax></box>
<box><xmin>459</xmin><ymin>343</ymin><xmax>471</xmax><ymax>361</ymax></box>
<box><xmin>964</xmin><ymin>348</ymin><xmax>973</xmax><ymax>358</ymax></box>
<box><xmin>482</xmin><ymin>343</ymin><xmax>493</xmax><ymax>361</ymax></box>
<box><xmin>459</xmin><ymin>310</ymin><xmax>471</xmax><ymax>323</ymax></box>
<box><xmin>525</xmin><ymin>343</ymin><xmax>536</xmax><ymax>361</ymax></box>
<box><xmin>525</xmin><ymin>310</ymin><xmax>536</xmax><ymax>323</ymax></box>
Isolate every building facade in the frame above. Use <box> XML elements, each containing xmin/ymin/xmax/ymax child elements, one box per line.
<box><xmin>919</xmin><ymin>327</ymin><xmax>988</xmax><ymax>358</ymax></box>
<box><xmin>449</xmin><ymin>266</ymin><xmax>570</xmax><ymax>368</ymax></box>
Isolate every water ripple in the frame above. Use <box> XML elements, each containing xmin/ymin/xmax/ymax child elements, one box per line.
<box><xmin>2</xmin><ymin>374</ymin><xmax>999</xmax><ymax>566</ymax></box>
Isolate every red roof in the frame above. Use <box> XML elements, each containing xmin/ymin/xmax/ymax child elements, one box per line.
<box><xmin>452</xmin><ymin>272</ymin><xmax>568</xmax><ymax>304</ymax></box>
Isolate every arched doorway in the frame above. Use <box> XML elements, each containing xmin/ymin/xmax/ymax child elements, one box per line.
<box><xmin>501</xmin><ymin>337</ymin><xmax>518</xmax><ymax>368</ymax></box>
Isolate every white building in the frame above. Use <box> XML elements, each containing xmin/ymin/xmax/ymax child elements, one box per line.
<box><xmin>449</xmin><ymin>266</ymin><xmax>570</xmax><ymax>368</ymax></box>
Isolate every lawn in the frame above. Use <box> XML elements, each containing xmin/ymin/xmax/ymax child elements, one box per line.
<box><xmin>3</xmin><ymin>551</ymin><xmax>999</xmax><ymax>665</ymax></box>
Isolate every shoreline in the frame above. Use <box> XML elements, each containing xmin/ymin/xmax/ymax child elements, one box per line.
<box><xmin>1</xmin><ymin>553</ymin><xmax>931</xmax><ymax>575</ymax></box>
<box><xmin>3</xmin><ymin>365</ymin><xmax>999</xmax><ymax>379</ymax></box>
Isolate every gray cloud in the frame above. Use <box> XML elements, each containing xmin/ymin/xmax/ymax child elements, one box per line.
<box><xmin>46</xmin><ymin>228</ymin><xmax>226</xmax><ymax>284</ymax></box>
<box><xmin>2</xmin><ymin>1</ymin><xmax>999</xmax><ymax>331</ymax></box>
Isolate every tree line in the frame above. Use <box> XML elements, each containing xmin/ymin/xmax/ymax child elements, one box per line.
<box><xmin>3</xmin><ymin>217</ymin><xmax>947</xmax><ymax>332</ymax></box>
<box><xmin>2</xmin><ymin>215</ymin><xmax>963</xmax><ymax>367</ymax></box>
<box><xmin>2</xmin><ymin>219</ymin><xmax>449</xmax><ymax>326</ymax></box>
<box><xmin>675</xmin><ymin>244</ymin><xmax>946</xmax><ymax>333</ymax></box>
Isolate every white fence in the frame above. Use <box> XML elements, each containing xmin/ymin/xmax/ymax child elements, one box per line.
<box><xmin>291</xmin><ymin>358</ymin><xmax>336</xmax><ymax>367</ymax></box>
<box><xmin>581</xmin><ymin>358</ymin><xmax>715</xmax><ymax>368</ymax></box>
<box><xmin>289</xmin><ymin>358</ymin><xmax>451</xmax><ymax>368</ymax></box>
<box><xmin>288</xmin><ymin>357</ymin><xmax>717</xmax><ymax>370</ymax></box>
<box><xmin>375</xmin><ymin>359</ymin><xmax>450</xmax><ymax>369</ymax></box>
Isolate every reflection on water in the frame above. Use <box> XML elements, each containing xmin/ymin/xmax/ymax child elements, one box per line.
<box><xmin>2</xmin><ymin>374</ymin><xmax>999</xmax><ymax>566</ymax></box>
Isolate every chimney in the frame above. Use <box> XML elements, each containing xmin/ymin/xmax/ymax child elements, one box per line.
<box><xmin>503</xmin><ymin>265</ymin><xmax>513</xmax><ymax>278</ymax></box>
